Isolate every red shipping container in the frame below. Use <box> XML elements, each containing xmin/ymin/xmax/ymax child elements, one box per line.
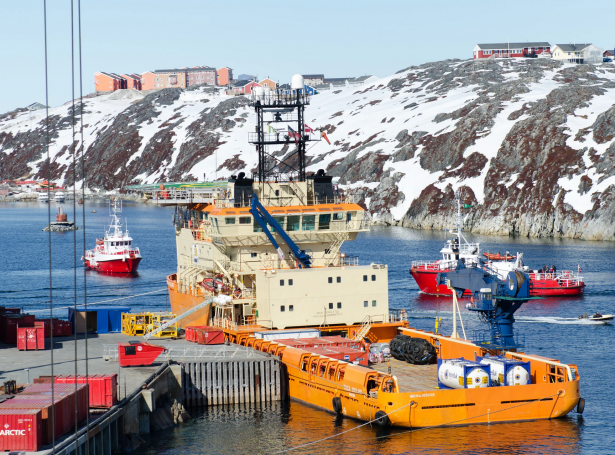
<box><xmin>56</xmin><ymin>375</ymin><xmax>117</xmax><ymax>409</ymax></box>
<box><xmin>185</xmin><ymin>325</ymin><xmax>209</xmax><ymax>342</ymax></box>
<box><xmin>17</xmin><ymin>326</ymin><xmax>45</xmax><ymax>351</ymax></box>
<box><xmin>0</xmin><ymin>396</ymin><xmax>65</xmax><ymax>444</ymax></box>
<box><xmin>196</xmin><ymin>327</ymin><xmax>224</xmax><ymax>345</ymax></box>
<box><xmin>2</xmin><ymin>314</ymin><xmax>35</xmax><ymax>344</ymax></box>
<box><xmin>118</xmin><ymin>342</ymin><xmax>165</xmax><ymax>367</ymax></box>
<box><xmin>0</xmin><ymin>409</ymin><xmax>42</xmax><ymax>452</ymax></box>
<box><xmin>22</xmin><ymin>383</ymin><xmax>88</xmax><ymax>424</ymax></box>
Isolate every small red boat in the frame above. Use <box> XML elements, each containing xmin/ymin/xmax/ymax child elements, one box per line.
<box><xmin>83</xmin><ymin>199</ymin><xmax>142</xmax><ymax>273</ymax></box>
<box><xmin>410</xmin><ymin>195</ymin><xmax>585</xmax><ymax>297</ymax></box>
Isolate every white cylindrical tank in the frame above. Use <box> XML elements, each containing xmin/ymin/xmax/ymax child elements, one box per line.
<box><xmin>438</xmin><ymin>359</ymin><xmax>489</xmax><ymax>389</ymax></box>
<box><xmin>480</xmin><ymin>358</ymin><xmax>530</xmax><ymax>386</ymax></box>
<box><xmin>253</xmin><ymin>86</ymin><xmax>265</xmax><ymax>98</ymax></box>
<box><xmin>291</xmin><ymin>74</ymin><xmax>304</xmax><ymax>90</ymax></box>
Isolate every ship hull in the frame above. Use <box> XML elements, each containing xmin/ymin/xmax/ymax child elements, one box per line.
<box><xmin>410</xmin><ymin>267</ymin><xmax>585</xmax><ymax>297</ymax></box>
<box><xmin>167</xmin><ymin>274</ymin><xmax>212</xmax><ymax>328</ymax></box>
<box><xmin>85</xmin><ymin>257</ymin><xmax>141</xmax><ymax>273</ymax></box>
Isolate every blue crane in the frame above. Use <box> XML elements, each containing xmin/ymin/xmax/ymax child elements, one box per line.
<box><xmin>437</xmin><ymin>263</ymin><xmax>532</xmax><ymax>349</ymax></box>
<box><xmin>250</xmin><ymin>193</ymin><xmax>312</xmax><ymax>268</ymax></box>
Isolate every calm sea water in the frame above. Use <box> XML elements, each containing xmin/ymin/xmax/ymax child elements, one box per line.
<box><xmin>1</xmin><ymin>201</ymin><xmax>613</xmax><ymax>454</ymax></box>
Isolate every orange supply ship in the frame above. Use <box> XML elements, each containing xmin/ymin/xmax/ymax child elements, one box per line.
<box><xmin>132</xmin><ymin>77</ymin><xmax>583</xmax><ymax>429</ymax></box>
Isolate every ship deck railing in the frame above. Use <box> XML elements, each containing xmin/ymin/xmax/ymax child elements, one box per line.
<box><xmin>411</xmin><ymin>260</ymin><xmax>444</xmax><ymax>271</ymax></box>
<box><xmin>530</xmin><ymin>271</ymin><xmax>583</xmax><ymax>285</ymax></box>
<box><xmin>212</xmin><ymin>194</ymin><xmax>357</xmax><ymax>209</ymax></box>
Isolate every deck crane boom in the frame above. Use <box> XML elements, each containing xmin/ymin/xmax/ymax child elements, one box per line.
<box><xmin>250</xmin><ymin>193</ymin><xmax>312</xmax><ymax>268</ymax></box>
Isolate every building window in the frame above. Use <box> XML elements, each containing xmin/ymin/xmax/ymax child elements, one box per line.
<box><xmin>329</xmin><ymin>302</ymin><xmax>333</xmax><ymax>309</ymax></box>
<box><xmin>364</xmin><ymin>301</ymin><xmax>368</xmax><ymax>307</ymax></box>
<box><xmin>289</xmin><ymin>305</ymin><xmax>294</xmax><ymax>312</ymax></box>
<box><xmin>333</xmin><ymin>212</ymin><xmax>343</xmax><ymax>221</ymax></box>
<box><xmin>363</xmin><ymin>275</ymin><xmax>367</xmax><ymax>282</ymax></box>
<box><xmin>337</xmin><ymin>277</ymin><xmax>341</xmax><ymax>283</ymax></box>
<box><xmin>302</xmin><ymin>215</ymin><xmax>315</xmax><ymax>231</ymax></box>
<box><xmin>372</xmin><ymin>300</ymin><xmax>377</xmax><ymax>307</ymax></box>
<box><xmin>251</xmin><ymin>252</ymin><xmax>257</xmax><ymax>258</ymax></box>
<box><xmin>372</xmin><ymin>275</ymin><xmax>376</xmax><ymax>281</ymax></box>
<box><xmin>280</xmin><ymin>305</ymin><xmax>285</xmax><ymax>312</ymax></box>
<box><xmin>239</xmin><ymin>216</ymin><xmax>251</xmax><ymax>224</ymax></box>
<box><xmin>225</xmin><ymin>217</ymin><xmax>235</xmax><ymax>224</ymax></box>
<box><xmin>287</xmin><ymin>215</ymin><xmax>300</xmax><ymax>231</ymax></box>
<box><xmin>337</xmin><ymin>302</ymin><xmax>342</xmax><ymax>309</ymax></box>
<box><xmin>280</xmin><ymin>280</ymin><xmax>284</xmax><ymax>286</ymax></box>
<box><xmin>319</xmin><ymin>214</ymin><xmax>331</xmax><ymax>230</ymax></box>
<box><xmin>289</xmin><ymin>279</ymin><xmax>293</xmax><ymax>286</ymax></box>
<box><xmin>328</xmin><ymin>277</ymin><xmax>332</xmax><ymax>284</ymax></box>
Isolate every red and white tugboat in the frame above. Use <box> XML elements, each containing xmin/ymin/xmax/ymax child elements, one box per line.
<box><xmin>410</xmin><ymin>194</ymin><xmax>585</xmax><ymax>297</ymax></box>
<box><xmin>84</xmin><ymin>199</ymin><xmax>142</xmax><ymax>273</ymax></box>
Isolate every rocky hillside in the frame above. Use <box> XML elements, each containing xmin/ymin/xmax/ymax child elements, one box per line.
<box><xmin>3</xmin><ymin>58</ymin><xmax>615</xmax><ymax>240</ymax></box>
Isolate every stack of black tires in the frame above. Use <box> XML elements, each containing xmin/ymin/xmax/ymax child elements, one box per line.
<box><xmin>389</xmin><ymin>335</ymin><xmax>436</xmax><ymax>365</ymax></box>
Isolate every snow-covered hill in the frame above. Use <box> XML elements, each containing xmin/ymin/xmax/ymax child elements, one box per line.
<box><xmin>3</xmin><ymin>58</ymin><xmax>615</xmax><ymax>240</ymax></box>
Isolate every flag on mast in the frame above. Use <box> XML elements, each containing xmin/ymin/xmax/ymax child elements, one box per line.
<box><xmin>304</xmin><ymin>124</ymin><xmax>314</xmax><ymax>134</ymax></box>
<box><xmin>288</xmin><ymin>125</ymin><xmax>300</xmax><ymax>143</ymax></box>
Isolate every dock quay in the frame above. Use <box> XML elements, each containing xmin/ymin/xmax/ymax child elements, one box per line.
<box><xmin>0</xmin><ymin>333</ymin><xmax>282</xmax><ymax>454</ymax></box>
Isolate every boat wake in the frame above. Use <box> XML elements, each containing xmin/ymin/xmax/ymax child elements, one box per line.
<box><xmin>516</xmin><ymin>316</ymin><xmax>612</xmax><ymax>325</ymax></box>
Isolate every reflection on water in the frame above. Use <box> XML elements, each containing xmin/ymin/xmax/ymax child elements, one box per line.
<box><xmin>135</xmin><ymin>400</ymin><xmax>583</xmax><ymax>455</ymax></box>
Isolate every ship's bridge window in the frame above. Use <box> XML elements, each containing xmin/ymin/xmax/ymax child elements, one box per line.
<box><xmin>347</xmin><ymin>211</ymin><xmax>355</xmax><ymax>222</ymax></box>
<box><xmin>253</xmin><ymin>218</ymin><xmax>263</xmax><ymax>233</ymax></box>
<box><xmin>271</xmin><ymin>216</ymin><xmax>285</xmax><ymax>233</ymax></box>
<box><xmin>302</xmin><ymin>215</ymin><xmax>315</xmax><ymax>231</ymax></box>
<box><xmin>287</xmin><ymin>215</ymin><xmax>300</xmax><ymax>231</ymax></box>
<box><xmin>319</xmin><ymin>214</ymin><xmax>331</xmax><ymax>230</ymax></box>
<box><xmin>225</xmin><ymin>217</ymin><xmax>236</xmax><ymax>224</ymax></box>
<box><xmin>239</xmin><ymin>216</ymin><xmax>251</xmax><ymax>224</ymax></box>
<box><xmin>333</xmin><ymin>212</ymin><xmax>343</xmax><ymax>221</ymax></box>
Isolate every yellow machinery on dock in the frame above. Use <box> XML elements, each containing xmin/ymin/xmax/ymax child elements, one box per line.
<box><xmin>121</xmin><ymin>312</ymin><xmax>178</xmax><ymax>338</ymax></box>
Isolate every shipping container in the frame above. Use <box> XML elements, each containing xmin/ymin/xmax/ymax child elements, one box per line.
<box><xmin>56</xmin><ymin>375</ymin><xmax>117</xmax><ymax>408</ymax></box>
<box><xmin>22</xmin><ymin>383</ymin><xmax>88</xmax><ymax>424</ymax></box>
<box><xmin>185</xmin><ymin>325</ymin><xmax>209</xmax><ymax>342</ymax></box>
<box><xmin>0</xmin><ymin>409</ymin><xmax>42</xmax><ymax>452</ymax></box>
<box><xmin>17</xmin><ymin>326</ymin><xmax>45</xmax><ymax>351</ymax></box>
<box><xmin>196</xmin><ymin>327</ymin><xmax>225</xmax><ymax>345</ymax></box>
<box><xmin>0</xmin><ymin>396</ymin><xmax>65</xmax><ymax>444</ymax></box>
<box><xmin>2</xmin><ymin>314</ymin><xmax>35</xmax><ymax>344</ymax></box>
<box><xmin>118</xmin><ymin>341</ymin><xmax>165</xmax><ymax>367</ymax></box>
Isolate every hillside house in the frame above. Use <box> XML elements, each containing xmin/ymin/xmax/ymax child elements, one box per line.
<box><xmin>141</xmin><ymin>71</ymin><xmax>155</xmax><ymax>90</ymax></box>
<box><xmin>350</xmin><ymin>75</ymin><xmax>380</xmax><ymax>85</ymax></box>
<box><xmin>603</xmin><ymin>50</ymin><xmax>614</xmax><ymax>59</ymax></box>
<box><xmin>217</xmin><ymin>67</ymin><xmax>233</xmax><ymax>86</ymax></box>
<box><xmin>259</xmin><ymin>78</ymin><xmax>277</xmax><ymax>90</ymax></box>
<box><xmin>94</xmin><ymin>72</ymin><xmax>127</xmax><ymax>92</ymax></box>
<box><xmin>323</xmin><ymin>77</ymin><xmax>354</xmax><ymax>84</ymax></box>
<box><xmin>303</xmin><ymin>74</ymin><xmax>324</xmax><ymax>85</ymax></box>
<box><xmin>121</xmin><ymin>74</ymin><xmax>142</xmax><ymax>90</ymax></box>
<box><xmin>186</xmin><ymin>66</ymin><xmax>217</xmax><ymax>86</ymax></box>
<box><xmin>552</xmin><ymin>44</ymin><xmax>604</xmax><ymax>64</ymax></box>
<box><xmin>227</xmin><ymin>80</ymin><xmax>261</xmax><ymax>95</ymax></box>
<box><xmin>473</xmin><ymin>42</ymin><xmax>551</xmax><ymax>59</ymax></box>
<box><xmin>26</xmin><ymin>102</ymin><xmax>47</xmax><ymax>111</ymax></box>
<box><xmin>151</xmin><ymin>69</ymin><xmax>187</xmax><ymax>88</ymax></box>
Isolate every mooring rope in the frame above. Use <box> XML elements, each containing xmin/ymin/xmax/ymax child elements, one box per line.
<box><xmin>272</xmin><ymin>391</ymin><xmax>562</xmax><ymax>453</ymax></box>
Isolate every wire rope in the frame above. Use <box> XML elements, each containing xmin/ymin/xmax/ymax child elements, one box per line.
<box><xmin>70</xmin><ymin>0</ymin><xmax>80</xmax><ymax>441</ymax></box>
<box><xmin>77</xmin><ymin>2</ymin><xmax>90</xmax><ymax>450</ymax></box>
<box><xmin>42</xmin><ymin>1</ymin><xmax>56</xmax><ymax>452</ymax></box>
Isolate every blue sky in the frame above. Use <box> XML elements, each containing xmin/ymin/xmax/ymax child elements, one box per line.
<box><xmin>1</xmin><ymin>0</ymin><xmax>613</xmax><ymax>113</ymax></box>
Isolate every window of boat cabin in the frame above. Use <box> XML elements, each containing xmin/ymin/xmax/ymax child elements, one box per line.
<box><xmin>289</xmin><ymin>279</ymin><xmax>293</xmax><ymax>286</ymax></box>
<box><xmin>329</xmin><ymin>303</ymin><xmax>333</xmax><ymax>309</ymax></box>
<box><xmin>347</xmin><ymin>211</ymin><xmax>355</xmax><ymax>222</ymax></box>
<box><xmin>333</xmin><ymin>212</ymin><xmax>343</xmax><ymax>221</ymax></box>
<box><xmin>319</xmin><ymin>214</ymin><xmax>331</xmax><ymax>230</ymax></box>
<box><xmin>253</xmin><ymin>218</ymin><xmax>263</xmax><ymax>233</ymax></box>
<box><xmin>271</xmin><ymin>216</ymin><xmax>285</xmax><ymax>233</ymax></box>
<box><xmin>363</xmin><ymin>275</ymin><xmax>367</xmax><ymax>281</ymax></box>
<box><xmin>280</xmin><ymin>305</ymin><xmax>285</xmax><ymax>312</ymax></box>
<box><xmin>280</xmin><ymin>280</ymin><xmax>284</xmax><ymax>286</ymax></box>
<box><xmin>302</xmin><ymin>215</ymin><xmax>315</xmax><ymax>231</ymax></box>
<box><xmin>337</xmin><ymin>277</ymin><xmax>341</xmax><ymax>283</ymax></box>
<box><xmin>372</xmin><ymin>275</ymin><xmax>376</xmax><ymax>281</ymax></box>
<box><xmin>328</xmin><ymin>277</ymin><xmax>333</xmax><ymax>283</ymax></box>
<box><xmin>287</xmin><ymin>215</ymin><xmax>300</xmax><ymax>231</ymax></box>
<box><xmin>239</xmin><ymin>216</ymin><xmax>251</xmax><ymax>224</ymax></box>
<box><xmin>225</xmin><ymin>217</ymin><xmax>235</xmax><ymax>224</ymax></box>
<box><xmin>251</xmin><ymin>252</ymin><xmax>257</xmax><ymax>258</ymax></box>
<box><xmin>337</xmin><ymin>302</ymin><xmax>342</xmax><ymax>309</ymax></box>
<box><xmin>372</xmin><ymin>300</ymin><xmax>377</xmax><ymax>307</ymax></box>
<box><xmin>364</xmin><ymin>301</ymin><xmax>368</xmax><ymax>307</ymax></box>
<box><xmin>289</xmin><ymin>305</ymin><xmax>294</xmax><ymax>311</ymax></box>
